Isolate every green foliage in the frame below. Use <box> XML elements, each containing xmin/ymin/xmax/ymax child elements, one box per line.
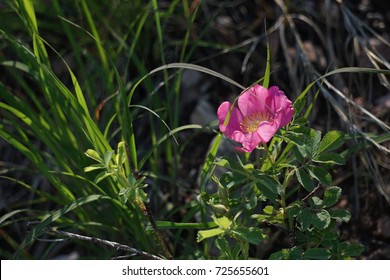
<box><xmin>195</xmin><ymin>61</ymin><xmax>364</xmax><ymax>260</ymax></box>
<box><xmin>200</xmin><ymin>116</ymin><xmax>363</xmax><ymax>259</ymax></box>
<box><xmin>84</xmin><ymin>142</ymin><xmax>148</xmax><ymax>204</ymax></box>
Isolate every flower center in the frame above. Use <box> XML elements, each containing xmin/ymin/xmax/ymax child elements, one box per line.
<box><xmin>240</xmin><ymin>112</ymin><xmax>272</xmax><ymax>133</ymax></box>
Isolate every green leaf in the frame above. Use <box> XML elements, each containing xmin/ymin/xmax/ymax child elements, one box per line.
<box><xmin>293</xmin><ymin>97</ymin><xmax>306</xmax><ymax>118</ymax></box>
<box><xmin>312</xmin><ymin>209</ymin><xmax>331</xmax><ymax>229</ymax></box>
<box><xmin>297</xmin><ymin>208</ymin><xmax>312</xmax><ymax>231</ymax></box>
<box><xmin>308</xmin><ymin>166</ymin><xmax>332</xmax><ymax>186</ymax></box>
<box><xmin>243</xmin><ymin>193</ymin><xmax>258</xmax><ymax>210</ymax></box>
<box><xmin>269</xmin><ymin>247</ymin><xmax>303</xmax><ymax>260</ymax></box>
<box><xmin>0</xmin><ymin>102</ymin><xmax>32</xmax><ymax>126</ymax></box>
<box><xmin>116</xmin><ymin>141</ymin><xmax>127</xmax><ymax>165</ymax></box>
<box><xmin>135</xmin><ymin>188</ymin><xmax>148</xmax><ymax>202</ymax></box>
<box><xmin>231</xmin><ymin>227</ymin><xmax>266</xmax><ymax>245</ymax></box>
<box><xmin>284</xmin><ymin>129</ymin><xmax>309</xmax><ymax>146</ymax></box>
<box><xmin>254</xmin><ymin>174</ymin><xmax>282</xmax><ymax>203</ymax></box>
<box><xmin>95</xmin><ymin>171</ymin><xmax>114</xmax><ymax>184</ymax></box>
<box><xmin>118</xmin><ymin>187</ymin><xmax>134</xmax><ymax>204</ymax></box>
<box><xmin>297</xmin><ymin>129</ymin><xmax>321</xmax><ymax>158</ymax></box>
<box><xmin>197</xmin><ymin>228</ymin><xmax>224</xmax><ymax>242</ymax></box>
<box><xmin>211</xmin><ymin>204</ymin><xmax>229</xmax><ymax>215</ymax></box>
<box><xmin>296</xmin><ymin>168</ymin><xmax>315</xmax><ymax>192</ymax></box>
<box><xmin>313</xmin><ymin>152</ymin><xmax>345</xmax><ymax>165</ymax></box>
<box><xmin>213</xmin><ymin>216</ymin><xmax>232</xmax><ymax>230</ymax></box>
<box><xmin>304</xmin><ymin>248</ymin><xmax>331</xmax><ymax>260</ymax></box>
<box><xmin>103</xmin><ymin>150</ymin><xmax>115</xmax><ymax>166</ymax></box>
<box><xmin>243</xmin><ymin>163</ymin><xmax>254</xmax><ymax>170</ymax></box>
<box><xmin>292</xmin><ymin>146</ymin><xmax>305</xmax><ymax>163</ymax></box>
<box><xmin>84</xmin><ymin>164</ymin><xmax>105</xmax><ymax>173</ymax></box>
<box><xmin>201</xmin><ymin>134</ymin><xmax>232</xmax><ymax>189</ymax></box>
<box><xmin>318</xmin><ymin>130</ymin><xmax>345</xmax><ymax>153</ymax></box>
<box><xmin>252</xmin><ymin>214</ymin><xmax>269</xmax><ymax>222</ymax></box>
<box><xmin>262</xmin><ymin>41</ymin><xmax>271</xmax><ymax>89</ymax></box>
<box><xmin>339</xmin><ymin>242</ymin><xmax>364</xmax><ymax>258</ymax></box>
<box><xmin>263</xmin><ymin>205</ymin><xmax>274</xmax><ymax>215</ymax></box>
<box><xmin>256</xmin><ymin>206</ymin><xmax>284</xmax><ymax>224</ymax></box>
<box><xmin>285</xmin><ymin>202</ymin><xmax>302</xmax><ymax>224</ymax></box>
<box><xmin>323</xmin><ymin>186</ymin><xmax>342</xmax><ymax>207</ymax></box>
<box><xmin>85</xmin><ymin>149</ymin><xmax>103</xmax><ymax>163</ymax></box>
<box><xmin>293</xmin><ymin>81</ymin><xmax>314</xmax><ymax>118</ymax></box>
<box><xmin>329</xmin><ymin>208</ymin><xmax>351</xmax><ymax>223</ymax></box>
<box><xmin>309</xmin><ymin>197</ymin><xmax>323</xmax><ymax>208</ymax></box>
<box><xmin>214</xmin><ymin>158</ymin><xmax>229</xmax><ymax>168</ymax></box>
<box><xmin>21</xmin><ymin>0</ymin><xmax>38</xmax><ymax>31</ymax></box>
<box><xmin>220</xmin><ymin>171</ymin><xmax>246</xmax><ymax>189</ymax></box>
<box><xmin>317</xmin><ymin>222</ymin><xmax>340</xmax><ymax>242</ymax></box>
<box><xmin>0</xmin><ymin>209</ymin><xmax>32</xmax><ymax>225</ymax></box>
<box><xmin>215</xmin><ymin>237</ymin><xmax>232</xmax><ymax>259</ymax></box>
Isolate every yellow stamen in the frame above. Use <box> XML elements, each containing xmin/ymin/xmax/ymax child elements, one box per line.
<box><xmin>240</xmin><ymin>112</ymin><xmax>273</xmax><ymax>133</ymax></box>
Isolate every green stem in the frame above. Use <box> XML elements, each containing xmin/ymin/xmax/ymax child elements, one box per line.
<box><xmin>280</xmin><ymin>169</ymin><xmax>295</xmax><ymax>210</ymax></box>
<box><xmin>281</xmin><ymin>168</ymin><xmax>296</xmax><ymax>246</ymax></box>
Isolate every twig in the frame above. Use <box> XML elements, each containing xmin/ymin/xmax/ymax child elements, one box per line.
<box><xmin>302</xmin><ymin>184</ymin><xmax>321</xmax><ymax>201</ymax></box>
<box><xmin>43</xmin><ymin>227</ymin><xmax>164</xmax><ymax>260</ymax></box>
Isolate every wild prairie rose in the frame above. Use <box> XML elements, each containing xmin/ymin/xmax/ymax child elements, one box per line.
<box><xmin>217</xmin><ymin>84</ymin><xmax>294</xmax><ymax>152</ymax></box>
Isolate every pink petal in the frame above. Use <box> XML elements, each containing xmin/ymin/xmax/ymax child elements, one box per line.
<box><xmin>256</xmin><ymin>122</ymin><xmax>279</xmax><ymax>143</ymax></box>
<box><xmin>268</xmin><ymin>86</ymin><xmax>294</xmax><ymax>128</ymax></box>
<box><xmin>217</xmin><ymin>84</ymin><xmax>294</xmax><ymax>153</ymax></box>
<box><xmin>267</xmin><ymin>86</ymin><xmax>284</xmax><ymax>111</ymax></box>
<box><xmin>231</xmin><ymin>130</ymin><xmax>262</xmax><ymax>152</ymax></box>
<box><xmin>217</xmin><ymin>101</ymin><xmax>243</xmax><ymax>137</ymax></box>
<box><xmin>278</xmin><ymin>102</ymin><xmax>294</xmax><ymax>128</ymax></box>
<box><xmin>238</xmin><ymin>85</ymin><xmax>269</xmax><ymax>116</ymax></box>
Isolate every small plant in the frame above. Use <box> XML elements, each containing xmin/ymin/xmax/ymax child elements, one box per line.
<box><xmin>196</xmin><ymin>83</ymin><xmax>364</xmax><ymax>259</ymax></box>
<box><xmin>84</xmin><ymin>142</ymin><xmax>172</xmax><ymax>259</ymax></box>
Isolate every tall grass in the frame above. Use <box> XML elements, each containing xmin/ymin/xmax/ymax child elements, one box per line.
<box><xmin>0</xmin><ymin>0</ymin><xmax>177</xmax><ymax>259</ymax></box>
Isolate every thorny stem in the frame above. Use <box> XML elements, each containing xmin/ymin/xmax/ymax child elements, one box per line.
<box><xmin>125</xmin><ymin>143</ymin><xmax>173</xmax><ymax>259</ymax></box>
<box><xmin>124</xmin><ymin>175</ymin><xmax>172</xmax><ymax>259</ymax></box>
<box><xmin>43</xmin><ymin>227</ymin><xmax>163</xmax><ymax>260</ymax></box>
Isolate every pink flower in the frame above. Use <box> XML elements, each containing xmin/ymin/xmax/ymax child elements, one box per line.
<box><xmin>217</xmin><ymin>85</ymin><xmax>294</xmax><ymax>152</ymax></box>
